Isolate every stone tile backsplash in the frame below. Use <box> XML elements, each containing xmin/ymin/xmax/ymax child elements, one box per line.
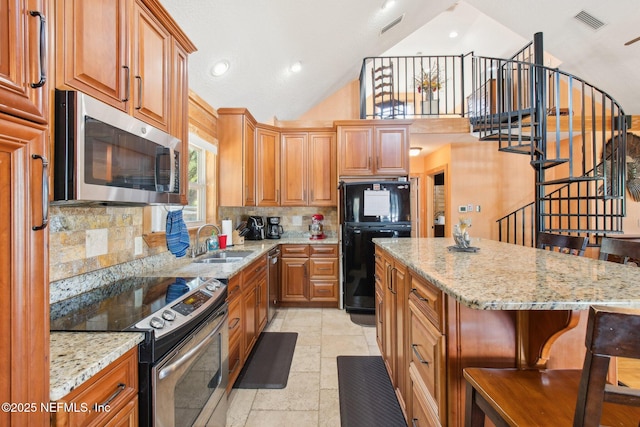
<box><xmin>48</xmin><ymin>205</ymin><xmax>165</xmax><ymax>282</ymax></box>
<box><xmin>219</xmin><ymin>206</ymin><xmax>338</xmax><ymax>237</ymax></box>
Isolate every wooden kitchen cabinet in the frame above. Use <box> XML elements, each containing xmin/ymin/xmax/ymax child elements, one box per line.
<box><xmin>0</xmin><ymin>113</ymin><xmax>50</xmax><ymax>427</ymax></box>
<box><xmin>218</xmin><ymin>108</ymin><xmax>257</xmax><ymax>206</ymax></box>
<box><xmin>241</xmin><ymin>255</ymin><xmax>268</xmax><ymax>358</ymax></box>
<box><xmin>226</xmin><ymin>275</ymin><xmax>243</xmax><ymax>393</ymax></box>
<box><xmin>0</xmin><ymin>0</ymin><xmax>48</xmax><ymax>123</ymax></box>
<box><xmin>1</xmin><ymin>3</ymin><xmax>50</xmax><ymax>425</ymax></box>
<box><xmin>56</xmin><ymin>0</ymin><xmax>195</xmax><ymax>134</ymax></box>
<box><xmin>280</xmin><ymin>130</ymin><xmax>336</xmax><ymax>206</ymax></box>
<box><xmin>379</xmin><ymin>248</ymin><xmax>409</xmax><ymax>416</ymax></box>
<box><xmin>51</xmin><ymin>347</ymin><xmax>139</xmax><ymax>427</ymax></box>
<box><xmin>337</xmin><ymin>121</ymin><xmax>410</xmax><ymax>177</ymax></box>
<box><xmin>280</xmin><ymin>244</ymin><xmax>339</xmax><ymax>306</ymax></box>
<box><xmin>256</xmin><ymin>126</ymin><xmax>280</xmax><ymax>206</ymax></box>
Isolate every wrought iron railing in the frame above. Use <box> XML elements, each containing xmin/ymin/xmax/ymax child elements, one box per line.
<box><xmin>359</xmin><ymin>55</ymin><xmax>468</xmax><ymax>119</ymax></box>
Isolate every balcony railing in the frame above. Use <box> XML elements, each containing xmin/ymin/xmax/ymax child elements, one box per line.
<box><xmin>359</xmin><ymin>55</ymin><xmax>469</xmax><ymax>119</ymax></box>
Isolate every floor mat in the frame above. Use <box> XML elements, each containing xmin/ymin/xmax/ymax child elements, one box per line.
<box><xmin>337</xmin><ymin>356</ymin><xmax>407</xmax><ymax>427</ymax></box>
<box><xmin>349</xmin><ymin>313</ymin><xmax>376</xmax><ymax>327</ymax></box>
<box><xmin>233</xmin><ymin>332</ymin><xmax>298</xmax><ymax>389</ymax></box>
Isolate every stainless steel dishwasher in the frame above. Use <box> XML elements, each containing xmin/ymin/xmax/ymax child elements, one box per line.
<box><xmin>267</xmin><ymin>247</ymin><xmax>280</xmax><ymax>322</ymax></box>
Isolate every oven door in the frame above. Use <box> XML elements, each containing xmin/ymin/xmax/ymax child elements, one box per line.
<box><xmin>153</xmin><ymin>305</ymin><xmax>228</xmax><ymax>427</ymax></box>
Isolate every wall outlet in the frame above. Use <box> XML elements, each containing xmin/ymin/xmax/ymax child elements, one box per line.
<box><xmin>134</xmin><ymin>237</ymin><xmax>143</xmax><ymax>255</ymax></box>
<box><xmin>291</xmin><ymin>215</ymin><xmax>303</xmax><ymax>226</ymax></box>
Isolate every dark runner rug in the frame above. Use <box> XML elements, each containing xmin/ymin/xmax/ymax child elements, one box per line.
<box><xmin>349</xmin><ymin>312</ymin><xmax>376</xmax><ymax>327</ymax></box>
<box><xmin>337</xmin><ymin>356</ymin><xmax>407</xmax><ymax>427</ymax></box>
<box><xmin>233</xmin><ymin>332</ymin><xmax>298</xmax><ymax>389</ymax></box>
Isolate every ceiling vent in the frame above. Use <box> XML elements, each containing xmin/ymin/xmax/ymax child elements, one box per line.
<box><xmin>381</xmin><ymin>14</ymin><xmax>404</xmax><ymax>35</ymax></box>
<box><xmin>574</xmin><ymin>10</ymin><xmax>606</xmax><ymax>31</ymax></box>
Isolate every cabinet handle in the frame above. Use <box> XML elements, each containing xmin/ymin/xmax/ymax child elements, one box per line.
<box><xmin>389</xmin><ymin>267</ymin><xmax>397</xmax><ymax>295</ymax></box>
<box><xmin>229</xmin><ymin>317</ymin><xmax>240</xmax><ymax>330</ymax></box>
<box><xmin>316</xmin><ymin>289</ymin><xmax>330</xmax><ymax>294</ymax></box>
<box><xmin>31</xmin><ymin>154</ymin><xmax>49</xmax><ymax>231</ymax></box>
<box><xmin>122</xmin><ymin>65</ymin><xmax>130</xmax><ymax>102</ymax></box>
<box><xmin>377</xmin><ymin>156</ymin><xmax>380</xmax><ymax>169</ymax></box>
<box><xmin>276</xmin><ymin>189</ymin><xmax>280</xmax><ymax>202</ymax></box>
<box><xmin>411</xmin><ymin>344</ymin><xmax>429</xmax><ymax>365</ymax></box>
<box><xmin>310</xmin><ymin>189</ymin><xmax>314</xmax><ymax>201</ymax></box>
<box><xmin>378</xmin><ymin>301</ymin><xmax>383</xmax><ymax>323</ymax></box>
<box><xmin>135</xmin><ymin>75</ymin><xmax>143</xmax><ymax>110</ymax></box>
<box><xmin>93</xmin><ymin>383</ymin><xmax>125</xmax><ymax>410</ymax></box>
<box><xmin>411</xmin><ymin>288</ymin><xmax>428</xmax><ymax>303</ymax></box>
<box><xmin>28</xmin><ymin>10</ymin><xmax>46</xmax><ymax>88</ymax></box>
<box><xmin>412</xmin><ymin>418</ymin><xmax>419</xmax><ymax>427</ymax></box>
<box><xmin>368</xmin><ymin>156</ymin><xmax>371</xmax><ymax>168</ymax></box>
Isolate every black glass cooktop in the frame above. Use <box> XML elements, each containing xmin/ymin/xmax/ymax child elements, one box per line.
<box><xmin>50</xmin><ymin>276</ymin><xmax>203</xmax><ymax>332</ymax></box>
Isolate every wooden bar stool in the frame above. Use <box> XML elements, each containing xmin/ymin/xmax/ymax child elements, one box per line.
<box><xmin>463</xmin><ymin>305</ymin><xmax>640</xmax><ymax>426</ymax></box>
<box><xmin>537</xmin><ymin>232</ymin><xmax>588</xmax><ymax>256</ymax></box>
<box><xmin>599</xmin><ymin>237</ymin><xmax>640</xmax><ymax>266</ymax></box>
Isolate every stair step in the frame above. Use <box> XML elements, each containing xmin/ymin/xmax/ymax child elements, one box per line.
<box><xmin>472</xmin><ymin>121</ymin><xmax>534</xmax><ymax>133</ymax></box>
<box><xmin>530</xmin><ymin>158</ymin><xmax>570</xmax><ymax>169</ymax></box>
<box><xmin>536</xmin><ymin>175</ymin><xmax>604</xmax><ymax>186</ymax></box>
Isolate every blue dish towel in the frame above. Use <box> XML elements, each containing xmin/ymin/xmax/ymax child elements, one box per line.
<box><xmin>166</xmin><ymin>210</ymin><xmax>190</xmax><ymax>257</ymax></box>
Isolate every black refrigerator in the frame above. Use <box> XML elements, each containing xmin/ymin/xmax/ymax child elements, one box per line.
<box><xmin>341</xmin><ymin>181</ymin><xmax>411</xmax><ymax>313</ymax></box>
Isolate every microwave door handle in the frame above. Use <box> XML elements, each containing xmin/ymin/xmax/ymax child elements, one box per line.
<box><xmin>169</xmin><ymin>147</ymin><xmax>176</xmax><ymax>193</ymax></box>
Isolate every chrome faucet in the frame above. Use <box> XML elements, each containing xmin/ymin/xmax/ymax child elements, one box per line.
<box><xmin>192</xmin><ymin>223</ymin><xmax>221</xmax><ymax>258</ymax></box>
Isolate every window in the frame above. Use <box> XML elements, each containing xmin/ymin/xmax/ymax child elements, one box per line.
<box><xmin>184</xmin><ymin>133</ymin><xmax>218</xmax><ymax>225</ymax></box>
<box><xmin>185</xmin><ymin>145</ymin><xmax>205</xmax><ymax>223</ymax></box>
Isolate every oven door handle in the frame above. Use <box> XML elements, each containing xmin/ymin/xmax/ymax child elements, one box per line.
<box><xmin>158</xmin><ymin>311</ymin><xmax>228</xmax><ymax>380</ymax></box>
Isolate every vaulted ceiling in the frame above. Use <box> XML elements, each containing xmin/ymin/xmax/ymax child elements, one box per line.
<box><xmin>159</xmin><ymin>0</ymin><xmax>640</xmax><ymax>124</ymax></box>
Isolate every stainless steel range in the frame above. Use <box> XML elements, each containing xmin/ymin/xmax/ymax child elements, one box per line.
<box><xmin>51</xmin><ymin>276</ymin><xmax>228</xmax><ymax>427</ymax></box>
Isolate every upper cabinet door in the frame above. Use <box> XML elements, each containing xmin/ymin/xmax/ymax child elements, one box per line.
<box><xmin>338</xmin><ymin>126</ymin><xmax>373</xmax><ymax>176</ymax></box>
<box><xmin>375</xmin><ymin>126</ymin><xmax>409</xmax><ymax>175</ymax></box>
<box><xmin>256</xmin><ymin>127</ymin><xmax>280</xmax><ymax>206</ymax></box>
<box><xmin>132</xmin><ymin>0</ymin><xmax>170</xmax><ymax>131</ymax></box>
<box><xmin>280</xmin><ymin>132</ymin><xmax>307</xmax><ymax>206</ymax></box>
<box><xmin>308</xmin><ymin>132</ymin><xmax>336</xmax><ymax>206</ymax></box>
<box><xmin>0</xmin><ymin>0</ymin><xmax>48</xmax><ymax>123</ymax></box>
<box><xmin>56</xmin><ymin>0</ymin><xmax>129</xmax><ymax>112</ymax></box>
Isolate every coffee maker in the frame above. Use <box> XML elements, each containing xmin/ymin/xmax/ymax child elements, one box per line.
<box><xmin>266</xmin><ymin>217</ymin><xmax>284</xmax><ymax>239</ymax></box>
<box><xmin>246</xmin><ymin>216</ymin><xmax>265</xmax><ymax>240</ymax></box>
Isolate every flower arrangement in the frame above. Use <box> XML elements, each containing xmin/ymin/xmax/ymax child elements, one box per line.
<box><xmin>415</xmin><ymin>64</ymin><xmax>444</xmax><ymax>94</ymax></box>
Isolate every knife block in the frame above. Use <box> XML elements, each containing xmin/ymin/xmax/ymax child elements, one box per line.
<box><xmin>232</xmin><ymin>230</ymin><xmax>244</xmax><ymax>245</ymax></box>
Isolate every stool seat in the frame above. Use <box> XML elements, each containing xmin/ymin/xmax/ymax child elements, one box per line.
<box><xmin>464</xmin><ymin>368</ymin><xmax>640</xmax><ymax>426</ymax></box>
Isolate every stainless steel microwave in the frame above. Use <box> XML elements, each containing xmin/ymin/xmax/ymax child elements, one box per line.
<box><xmin>53</xmin><ymin>90</ymin><xmax>181</xmax><ymax>205</ymax></box>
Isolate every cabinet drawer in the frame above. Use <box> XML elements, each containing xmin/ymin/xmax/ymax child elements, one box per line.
<box><xmin>281</xmin><ymin>244</ymin><xmax>310</xmax><ymax>257</ymax></box>
<box><xmin>227</xmin><ymin>275</ymin><xmax>242</xmax><ymax>301</ymax></box>
<box><xmin>228</xmin><ymin>296</ymin><xmax>242</xmax><ymax>343</ymax></box>
<box><xmin>309</xmin><ymin>280</ymin><xmax>337</xmax><ymax>301</ymax></box>
<box><xmin>243</xmin><ymin>255</ymin><xmax>267</xmax><ymax>287</ymax></box>
<box><xmin>409</xmin><ymin>363</ymin><xmax>442</xmax><ymax>427</ymax></box>
<box><xmin>409</xmin><ymin>300</ymin><xmax>445</xmax><ymax>416</ymax></box>
<box><xmin>409</xmin><ymin>272</ymin><xmax>444</xmax><ymax>332</ymax></box>
<box><xmin>53</xmin><ymin>347</ymin><xmax>138</xmax><ymax>427</ymax></box>
<box><xmin>309</xmin><ymin>244</ymin><xmax>338</xmax><ymax>257</ymax></box>
<box><xmin>309</xmin><ymin>258</ymin><xmax>338</xmax><ymax>278</ymax></box>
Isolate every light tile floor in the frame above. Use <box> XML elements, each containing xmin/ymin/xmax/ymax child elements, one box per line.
<box><xmin>226</xmin><ymin>307</ymin><xmax>380</xmax><ymax>427</ymax></box>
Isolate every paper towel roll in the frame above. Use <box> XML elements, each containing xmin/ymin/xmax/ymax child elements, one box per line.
<box><xmin>221</xmin><ymin>220</ymin><xmax>234</xmax><ymax>246</ymax></box>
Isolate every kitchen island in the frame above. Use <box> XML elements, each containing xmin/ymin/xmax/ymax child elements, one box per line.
<box><xmin>373</xmin><ymin>237</ymin><xmax>640</xmax><ymax>427</ymax></box>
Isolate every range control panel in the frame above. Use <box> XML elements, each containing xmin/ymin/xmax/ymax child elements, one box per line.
<box><xmin>134</xmin><ymin>278</ymin><xmax>226</xmax><ymax>338</ymax></box>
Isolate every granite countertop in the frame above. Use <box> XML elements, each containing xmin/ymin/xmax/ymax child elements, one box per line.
<box><xmin>148</xmin><ymin>237</ymin><xmax>339</xmax><ymax>279</ymax></box>
<box><xmin>373</xmin><ymin>237</ymin><xmax>640</xmax><ymax>311</ymax></box>
<box><xmin>50</xmin><ymin>237</ymin><xmax>338</xmax><ymax>401</ymax></box>
<box><xmin>50</xmin><ymin>332</ymin><xmax>145</xmax><ymax>401</ymax></box>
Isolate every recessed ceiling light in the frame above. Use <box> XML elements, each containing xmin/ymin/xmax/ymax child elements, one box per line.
<box><xmin>210</xmin><ymin>60</ymin><xmax>229</xmax><ymax>77</ymax></box>
<box><xmin>381</xmin><ymin>0</ymin><xmax>396</xmax><ymax>10</ymax></box>
<box><xmin>290</xmin><ymin>61</ymin><xmax>302</xmax><ymax>73</ymax></box>
<box><xmin>409</xmin><ymin>147</ymin><xmax>422</xmax><ymax>156</ymax></box>
<box><xmin>449</xmin><ymin>31</ymin><xmax>458</xmax><ymax>38</ymax></box>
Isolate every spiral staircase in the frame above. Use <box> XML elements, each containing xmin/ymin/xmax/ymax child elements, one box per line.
<box><xmin>467</xmin><ymin>33</ymin><xmax>628</xmax><ymax>245</ymax></box>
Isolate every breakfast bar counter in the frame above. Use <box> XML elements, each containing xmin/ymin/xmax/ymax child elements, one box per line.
<box><xmin>373</xmin><ymin>237</ymin><xmax>640</xmax><ymax>310</ymax></box>
<box><xmin>372</xmin><ymin>237</ymin><xmax>640</xmax><ymax>427</ymax></box>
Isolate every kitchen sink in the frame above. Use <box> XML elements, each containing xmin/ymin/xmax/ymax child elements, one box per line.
<box><xmin>193</xmin><ymin>250</ymin><xmax>254</xmax><ymax>264</ymax></box>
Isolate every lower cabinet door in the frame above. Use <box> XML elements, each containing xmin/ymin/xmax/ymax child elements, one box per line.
<box><xmin>410</xmin><ymin>363</ymin><xmax>442</xmax><ymax>427</ymax></box>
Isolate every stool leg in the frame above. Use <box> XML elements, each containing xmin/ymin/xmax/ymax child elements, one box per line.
<box><xmin>465</xmin><ymin>381</ymin><xmax>486</xmax><ymax>427</ymax></box>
